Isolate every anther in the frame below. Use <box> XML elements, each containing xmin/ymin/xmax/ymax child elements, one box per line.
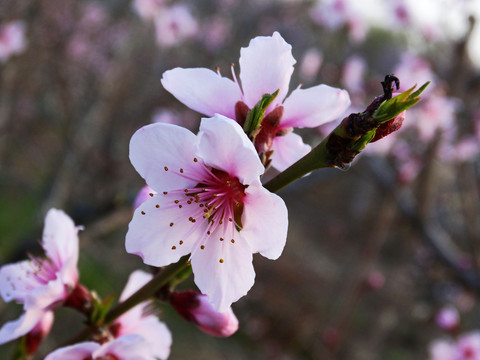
<box><xmin>231</xmin><ymin>239</ymin><xmax>235</xmax><ymax>243</ymax></box>
<box><xmin>171</xmin><ymin>246</ymin><xmax>176</xmax><ymax>250</ymax></box>
<box><xmin>220</xmin><ymin>237</ymin><xmax>224</xmax><ymax>241</ymax></box>
<box><xmin>193</xmin><ymin>157</ymin><xmax>198</xmax><ymax>162</ymax></box>
<box><xmin>169</xmin><ymin>222</ymin><xmax>174</xmax><ymax>227</ymax></box>
<box><xmin>174</xmin><ymin>200</ymin><xmax>179</xmax><ymax>204</ymax></box>
<box><xmin>229</xmin><ymin>218</ymin><xmax>232</xmax><ymax>222</ymax></box>
<box><xmin>180</xmin><ymin>168</ymin><xmax>184</xmax><ymax>173</ymax></box>
<box><xmin>207</xmin><ymin>231</ymin><xmax>211</xmax><ymax>235</ymax></box>
<box><xmin>163</xmin><ymin>191</ymin><xmax>168</xmax><ymax>195</ymax></box>
<box><xmin>141</xmin><ymin>211</ymin><xmax>146</xmax><ymax>215</ymax></box>
<box><xmin>179</xmin><ymin>205</ymin><xmax>182</xmax><ymax>208</ymax></box>
<box><xmin>164</xmin><ymin>166</ymin><xmax>168</xmax><ymax>171</ymax></box>
<box><xmin>179</xmin><ymin>240</ymin><xmax>183</xmax><ymax>245</ymax></box>
<box><xmin>149</xmin><ymin>193</ymin><xmax>154</xmax><ymax>197</ymax></box>
<box><xmin>201</xmin><ymin>245</ymin><xmax>205</xmax><ymax>250</ymax></box>
<box><xmin>156</xmin><ymin>204</ymin><xmax>160</xmax><ymax>208</ymax></box>
<box><xmin>219</xmin><ymin>259</ymin><xmax>224</xmax><ymax>263</ymax></box>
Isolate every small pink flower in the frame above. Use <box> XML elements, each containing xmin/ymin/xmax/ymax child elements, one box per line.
<box><xmin>154</xmin><ymin>4</ymin><xmax>198</xmax><ymax>47</ymax></box>
<box><xmin>0</xmin><ymin>21</ymin><xmax>27</xmax><ymax>63</ymax></box>
<box><xmin>44</xmin><ymin>334</ymin><xmax>154</xmax><ymax>360</ymax></box>
<box><xmin>126</xmin><ymin>115</ymin><xmax>288</xmax><ymax>311</ymax></box>
<box><xmin>111</xmin><ymin>270</ymin><xmax>172</xmax><ymax>360</ymax></box>
<box><xmin>171</xmin><ymin>290</ymin><xmax>238</xmax><ymax>337</ymax></box>
<box><xmin>161</xmin><ymin>32</ymin><xmax>350</xmax><ymax>171</ymax></box>
<box><xmin>0</xmin><ymin>209</ymin><xmax>81</xmax><ymax>345</ymax></box>
<box><xmin>132</xmin><ymin>0</ymin><xmax>164</xmax><ymax>20</ymax></box>
<box><xmin>435</xmin><ymin>306</ymin><xmax>460</xmax><ymax>332</ymax></box>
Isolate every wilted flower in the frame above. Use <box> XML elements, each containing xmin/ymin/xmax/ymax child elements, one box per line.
<box><xmin>126</xmin><ymin>115</ymin><xmax>288</xmax><ymax>311</ymax></box>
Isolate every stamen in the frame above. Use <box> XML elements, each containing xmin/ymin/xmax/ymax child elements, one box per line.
<box><xmin>164</xmin><ymin>166</ymin><xmax>168</xmax><ymax>171</ymax></box>
<box><xmin>219</xmin><ymin>258</ymin><xmax>224</xmax><ymax>263</ymax></box>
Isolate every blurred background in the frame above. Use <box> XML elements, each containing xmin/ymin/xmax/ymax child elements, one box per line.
<box><xmin>1</xmin><ymin>0</ymin><xmax>480</xmax><ymax>359</ymax></box>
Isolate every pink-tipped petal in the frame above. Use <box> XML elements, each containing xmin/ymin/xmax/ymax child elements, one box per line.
<box><xmin>161</xmin><ymin>68</ymin><xmax>241</xmax><ymax>119</ymax></box>
<box><xmin>241</xmin><ymin>184</ymin><xmax>288</xmax><ymax>260</ymax></box>
<box><xmin>129</xmin><ymin>123</ymin><xmax>204</xmax><ymax>193</ymax></box>
<box><xmin>42</xmin><ymin>208</ymin><xmax>80</xmax><ymax>286</ymax></box>
<box><xmin>270</xmin><ymin>132</ymin><xmax>311</xmax><ymax>172</ymax></box>
<box><xmin>191</xmin><ymin>226</ymin><xmax>255</xmax><ymax>312</ymax></box>
<box><xmin>0</xmin><ymin>309</ymin><xmax>45</xmax><ymax>345</ymax></box>
<box><xmin>126</xmin><ymin>196</ymin><xmax>201</xmax><ymax>266</ymax></box>
<box><xmin>281</xmin><ymin>85</ymin><xmax>351</xmax><ymax>128</ymax></box>
<box><xmin>44</xmin><ymin>342</ymin><xmax>100</xmax><ymax>360</ymax></box>
<box><xmin>239</xmin><ymin>32</ymin><xmax>296</xmax><ymax>108</ymax></box>
<box><xmin>25</xmin><ymin>277</ymin><xmax>68</xmax><ymax>310</ymax></box>
<box><xmin>197</xmin><ymin>115</ymin><xmax>264</xmax><ymax>184</ymax></box>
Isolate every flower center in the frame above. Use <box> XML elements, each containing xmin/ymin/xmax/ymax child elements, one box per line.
<box><xmin>152</xmin><ymin>158</ymin><xmax>248</xmax><ymax>262</ymax></box>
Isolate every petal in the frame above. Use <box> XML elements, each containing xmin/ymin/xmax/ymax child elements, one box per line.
<box><xmin>190</xmin><ymin>226</ymin><xmax>255</xmax><ymax>312</ymax></box>
<box><xmin>25</xmin><ymin>277</ymin><xmax>68</xmax><ymax>310</ymax></box>
<box><xmin>120</xmin><ymin>270</ymin><xmax>153</xmax><ymax>302</ymax></box>
<box><xmin>129</xmin><ymin>123</ymin><xmax>205</xmax><ymax>193</ymax></box>
<box><xmin>161</xmin><ymin>68</ymin><xmax>241</xmax><ymax>119</ymax></box>
<box><xmin>0</xmin><ymin>308</ymin><xmax>45</xmax><ymax>345</ymax></box>
<box><xmin>42</xmin><ymin>208</ymin><xmax>80</xmax><ymax>286</ymax></box>
<box><xmin>197</xmin><ymin>115</ymin><xmax>264</xmax><ymax>184</ymax></box>
<box><xmin>118</xmin><ymin>314</ymin><xmax>172</xmax><ymax>360</ymax></box>
<box><xmin>44</xmin><ymin>342</ymin><xmax>99</xmax><ymax>360</ymax></box>
<box><xmin>270</xmin><ymin>132</ymin><xmax>311</xmax><ymax>172</ymax></box>
<box><xmin>281</xmin><ymin>85</ymin><xmax>351</xmax><ymax>128</ymax></box>
<box><xmin>239</xmin><ymin>32</ymin><xmax>296</xmax><ymax>108</ymax></box>
<box><xmin>125</xmin><ymin>195</ymin><xmax>206</xmax><ymax>266</ymax></box>
<box><xmin>0</xmin><ymin>260</ymin><xmax>41</xmax><ymax>303</ymax></box>
<box><xmin>94</xmin><ymin>335</ymin><xmax>153</xmax><ymax>360</ymax></box>
<box><xmin>241</xmin><ymin>183</ymin><xmax>288</xmax><ymax>260</ymax></box>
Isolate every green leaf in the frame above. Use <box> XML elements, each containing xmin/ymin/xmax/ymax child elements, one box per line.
<box><xmin>243</xmin><ymin>90</ymin><xmax>279</xmax><ymax>135</ymax></box>
<box><xmin>373</xmin><ymin>81</ymin><xmax>430</xmax><ymax>123</ymax></box>
<box><xmin>90</xmin><ymin>293</ymin><xmax>115</xmax><ymax>326</ymax></box>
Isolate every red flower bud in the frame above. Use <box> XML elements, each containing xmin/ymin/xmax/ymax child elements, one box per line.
<box><xmin>371</xmin><ymin>110</ymin><xmax>406</xmax><ymax>142</ymax></box>
<box><xmin>25</xmin><ymin>311</ymin><xmax>54</xmax><ymax>356</ymax></box>
<box><xmin>170</xmin><ymin>290</ymin><xmax>238</xmax><ymax>337</ymax></box>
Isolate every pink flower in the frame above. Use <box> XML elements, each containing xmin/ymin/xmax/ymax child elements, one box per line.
<box><xmin>429</xmin><ymin>339</ymin><xmax>457</xmax><ymax>360</ymax></box>
<box><xmin>0</xmin><ymin>209</ymin><xmax>81</xmax><ymax>345</ymax></box>
<box><xmin>44</xmin><ymin>334</ymin><xmax>154</xmax><ymax>360</ymax></box>
<box><xmin>0</xmin><ymin>21</ymin><xmax>27</xmax><ymax>63</ymax></box>
<box><xmin>161</xmin><ymin>32</ymin><xmax>350</xmax><ymax>172</ymax></box>
<box><xmin>457</xmin><ymin>332</ymin><xmax>480</xmax><ymax>360</ymax></box>
<box><xmin>132</xmin><ymin>0</ymin><xmax>164</xmax><ymax>20</ymax></box>
<box><xmin>126</xmin><ymin>115</ymin><xmax>288</xmax><ymax>311</ymax></box>
<box><xmin>153</xmin><ymin>4</ymin><xmax>198</xmax><ymax>47</ymax></box>
<box><xmin>170</xmin><ymin>290</ymin><xmax>238</xmax><ymax>337</ymax></box>
<box><xmin>111</xmin><ymin>270</ymin><xmax>172</xmax><ymax>360</ymax></box>
<box><xmin>435</xmin><ymin>306</ymin><xmax>460</xmax><ymax>332</ymax></box>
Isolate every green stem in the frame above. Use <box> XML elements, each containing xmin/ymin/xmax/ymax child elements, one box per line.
<box><xmin>104</xmin><ymin>256</ymin><xmax>190</xmax><ymax>324</ymax></box>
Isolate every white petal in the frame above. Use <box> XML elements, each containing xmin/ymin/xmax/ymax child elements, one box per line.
<box><xmin>197</xmin><ymin>115</ymin><xmax>264</xmax><ymax>184</ymax></box>
<box><xmin>0</xmin><ymin>308</ymin><xmax>45</xmax><ymax>345</ymax></box>
<box><xmin>44</xmin><ymin>342</ymin><xmax>99</xmax><ymax>360</ymax></box>
<box><xmin>129</xmin><ymin>123</ymin><xmax>205</xmax><ymax>193</ymax></box>
<box><xmin>161</xmin><ymin>67</ymin><xmax>241</xmax><ymax>119</ymax></box>
<box><xmin>241</xmin><ymin>183</ymin><xmax>288</xmax><ymax>260</ymax></box>
<box><xmin>270</xmin><ymin>132</ymin><xmax>311</xmax><ymax>172</ymax></box>
<box><xmin>239</xmin><ymin>32</ymin><xmax>296</xmax><ymax>108</ymax></box>
<box><xmin>0</xmin><ymin>260</ymin><xmax>40</xmax><ymax>303</ymax></box>
<box><xmin>94</xmin><ymin>335</ymin><xmax>154</xmax><ymax>360</ymax></box>
<box><xmin>25</xmin><ymin>277</ymin><xmax>67</xmax><ymax>310</ymax></box>
<box><xmin>120</xmin><ymin>270</ymin><xmax>153</xmax><ymax>302</ymax></box>
<box><xmin>126</xmin><ymin>195</ymin><xmax>205</xmax><ymax>267</ymax></box>
<box><xmin>117</xmin><ymin>313</ymin><xmax>172</xmax><ymax>360</ymax></box>
<box><xmin>190</xmin><ymin>226</ymin><xmax>255</xmax><ymax>312</ymax></box>
<box><xmin>42</xmin><ymin>208</ymin><xmax>79</xmax><ymax>286</ymax></box>
<box><xmin>281</xmin><ymin>84</ymin><xmax>351</xmax><ymax>128</ymax></box>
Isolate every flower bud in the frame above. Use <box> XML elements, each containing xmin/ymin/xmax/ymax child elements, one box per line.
<box><xmin>371</xmin><ymin>111</ymin><xmax>405</xmax><ymax>142</ymax></box>
<box><xmin>170</xmin><ymin>290</ymin><xmax>238</xmax><ymax>337</ymax></box>
<box><xmin>25</xmin><ymin>311</ymin><xmax>54</xmax><ymax>356</ymax></box>
<box><xmin>64</xmin><ymin>283</ymin><xmax>94</xmax><ymax>315</ymax></box>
